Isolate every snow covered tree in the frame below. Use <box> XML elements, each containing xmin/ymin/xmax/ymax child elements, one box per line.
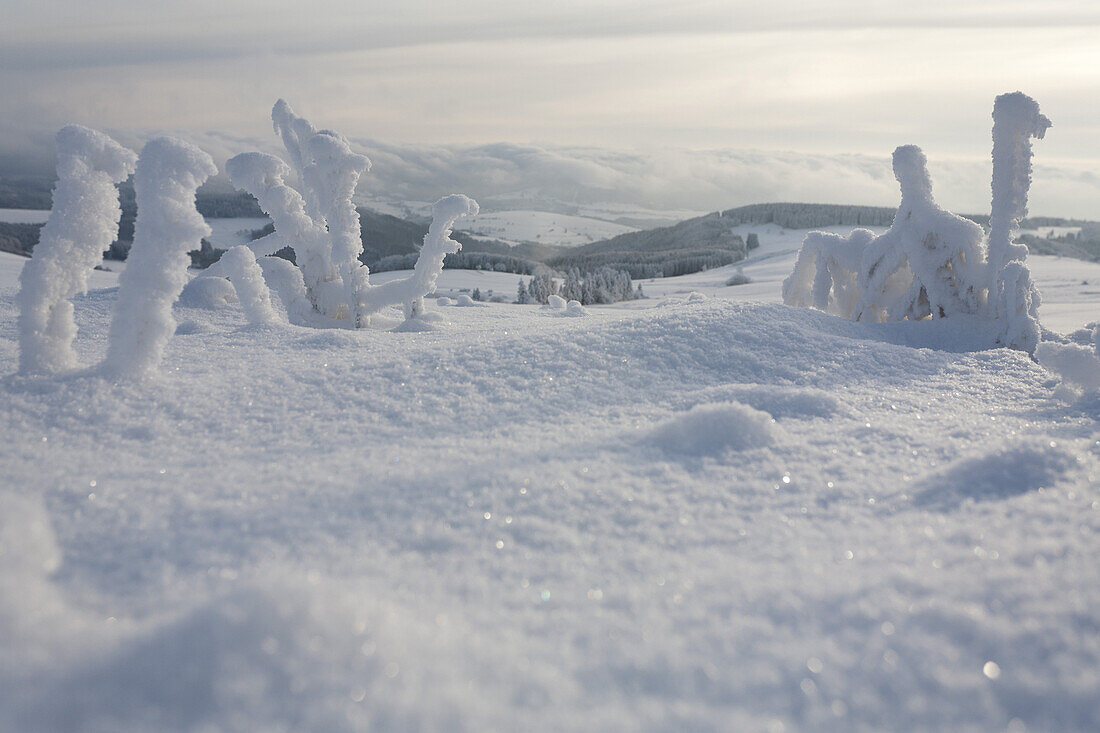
<box><xmin>17</xmin><ymin>126</ymin><xmax>137</xmax><ymax>374</ymax></box>
<box><xmin>516</xmin><ymin>280</ymin><xmax>530</xmax><ymax>304</ymax></box>
<box><xmin>103</xmin><ymin>138</ymin><xmax>217</xmax><ymax>379</ymax></box>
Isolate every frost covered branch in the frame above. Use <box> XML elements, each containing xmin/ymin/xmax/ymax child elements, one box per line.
<box><xmin>359</xmin><ymin>194</ymin><xmax>479</xmax><ymax>321</ymax></box>
<box><xmin>103</xmin><ymin>138</ymin><xmax>216</xmax><ymax>378</ymax></box>
<box><xmin>16</xmin><ymin>126</ymin><xmax>137</xmax><ymax>374</ymax></box>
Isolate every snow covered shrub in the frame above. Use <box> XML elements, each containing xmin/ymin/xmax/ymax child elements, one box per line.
<box><xmin>104</xmin><ymin>138</ymin><xmax>217</xmax><ymax>378</ymax></box>
<box><xmin>17</xmin><ymin>126</ymin><xmax>137</xmax><ymax>374</ymax></box>
<box><xmin>215</xmin><ymin>101</ymin><xmax>477</xmax><ymax>328</ymax></box>
<box><xmin>782</xmin><ymin>92</ymin><xmax>1050</xmax><ymax>353</ymax></box>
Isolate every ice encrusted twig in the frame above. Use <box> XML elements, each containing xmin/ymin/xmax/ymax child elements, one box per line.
<box><xmin>16</xmin><ymin>126</ymin><xmax>137</xmax><ymax>374</ymax></box>
<box><xmin>103</xmin><ymin>138</ymin><xmax>216</xmax><ymax>379</ymax></box>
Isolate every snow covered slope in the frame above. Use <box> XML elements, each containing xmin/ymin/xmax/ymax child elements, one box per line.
<box><xmin>0</xmin><ymin>252</ymin><xmax>1097</xmax><ymax>732</ymax></box>
<box><xmin>454</xmin><ymin>210</ymin><xmax>637</xmax><ymax>247</ymax></box>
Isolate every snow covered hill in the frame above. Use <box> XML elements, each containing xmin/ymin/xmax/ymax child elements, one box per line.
<box><xmin>451</xmin><ymin>209</ymin><xmax>638</xmax><ymax>247</ymax></box>
<box><xmin>1</xmin><ymin>250</ymin><xmax>1097</xmax><ymax>731</ymax></box>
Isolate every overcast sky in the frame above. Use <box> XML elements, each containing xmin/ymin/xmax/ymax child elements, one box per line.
<box><xmin>3</xmin><ymin>1</ymin><xmax>1098</xmax><ymax>215</ymax></box>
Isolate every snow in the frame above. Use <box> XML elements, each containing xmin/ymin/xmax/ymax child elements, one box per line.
<box><xmin>202</xmin><ymin>217</ymin><xmax>272</xmax><ymax>250</ymax></box>
<box><xmin>1</xmin><ymin>242</ymin><xmax>1097</xmax><ymax>730</ymax></box>
<box><xmin>103</xmin><ymin>137</ymin><xmax>216</xmax><ymax>380</ymax></box>
<box><xmin>455</xmin><ymin>209</ymin><xmax>637</xmax><ymax>247</ymax></box>
<box><xmin>17</xmin><ymin>126</ymin><xmax>136</xmax><ymax>375</ymax></box>
<box><xmin>220</xmin><ymin>246</ymin><xmax>282</xmax><ymax>327</ymax></box>
<box><xmin>632</xmin><ymin>223</ymin><xmax>1100</xmax><ymax>335</ymax></box>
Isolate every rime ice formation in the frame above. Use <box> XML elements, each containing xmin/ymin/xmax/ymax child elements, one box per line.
<box><xmin>222</xmin><ymin>100</ymin><xmax>372</xmax><ymax>323</ymax></box>
<box><xmin>781</xmin><ymin>228</ymin><xmax>872</xmax><ymax>318</ymax></box>
<box><xmin>16</xmin><ymin>126</ymin><xmax>137</xmax><ymax>374</ymax></box>
<box><xmin>854</xmin><ymin>146</ymin><xmax>988</xmax><ymax>322</ymax></box>
<box><xmin>987</xmin><ymin>92</ymin><xmax>1050</xmax><ymax>353</ymax></box>
<box><xmin>215</xmin><ymin>101</ymin><xmax>477</xmax><ymax>329</ymax></box>
<box><xmin>783</xmin><ymin>93</ymin><xmax>1050</xmax><ymax>353</ymax></box>
<box><xmin>103</xmin><ymin>138</ymin><xmax>216</xmax><ymax>379</ymax></box>
<box><xmin>352</xmin><ymin>194</ymin><xmax>479</xmax><ymax>323</ymax></box>
<box><xmin>783</xmin><ymin>147</ymin><xmax>987</xmax><ymax>323</ymax></box>
<box><xmin>255</xmin><ymin>256</ymin><xmax>314</xmax><ymax>326</ymax></box>
<box><xmin>221</xmin><ymin>246</ymin><xmax>282</xmax><ymax>326</ymax></box>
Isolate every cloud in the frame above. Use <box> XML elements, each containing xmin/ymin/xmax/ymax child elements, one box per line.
<box><xmin>349</xmin><ymin>140</ymin><xmax>1100</xmax><ymax>220</ymax></box>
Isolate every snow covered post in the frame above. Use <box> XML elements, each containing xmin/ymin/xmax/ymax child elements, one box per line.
<box><xmin>987</xmin><ymin>92</ymin><xmax>1050</xmax><ymax>353</ymax></box>
<box><xmin>357</xmin><ymin>194</ymin><xmax>479</xmax><ymax>321</ymax></box>
<box><xmin>16</xmin><ymin>126</ymin><xmax>137</xmax><ymax>374</ymax></box>
<box><xmin>103</xmin><ymin>138</ymin><xmax>216</xmax><ymax>379</ymax></box>
<box><xmin>220</xmin><ymin>246</ymin><xmax>282</xmax><ymax>326</ymax></box>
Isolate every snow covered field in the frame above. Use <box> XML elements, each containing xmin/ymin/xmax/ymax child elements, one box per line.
<box><xmin>1</xmin><ymin>243</ymin><xmax>1097</xmax><ymax>731</ymax></box>
<box><xmin>452</xmin><ymin>209</ymin><xmax>637</xmax><ymax>247</ymax></box>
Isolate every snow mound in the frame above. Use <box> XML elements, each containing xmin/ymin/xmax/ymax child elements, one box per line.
<box><xmin>1036</xmin><ymin>341</ymin><xmax>1100</xmax><ymax>393</ymax></box>
<box><xmin>685</xmin><ymin>385</ymin><xmax>846</xmax><ymax>420</ymax></box>
<box><xmin>912</xmin><ymin>443</ymin><xmax>1080</xmax><ymax>510</ymax></box>
<box><xmin>435</xmin><ymin>297</ymin><xmax>453</xmax><ymax>307</ymax></box>
<box><xmin>564</xmin><ymin>300</ymin><xmax>588</xmax><ymax>317</ymax></box>
<box><xmin>176</xmin><ymin>276</ymin><xmax>238</xmax><ymax>309</ymax></box>
<box><xmin>546</xmin><ymin>294</ymin><xmax>566</xmax><ymax>309</ymax></box>
<box><xmin>453</xmin><ymin>294</ymin><xmax>485</xmax><ymax>307</ymax></box>
<box><xmin>392</xmin><ymin>317</ymin><xmax>438</xmax><ymax>332</ymax></box>
<box><xmin>648</xmin><ymin>402</ymin><xmax>779</xmax><ymax>456</ymax></box>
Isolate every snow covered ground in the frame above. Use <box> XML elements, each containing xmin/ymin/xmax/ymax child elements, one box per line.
<box><xmin>1</xmin><ymin>240</ymin><xmax>1098</xmax><ymax>731</ymax></box>
<box><xmin>454</xmin><ymin>209</ymin><xmax>637</xmax><ymax>247</ymax></box>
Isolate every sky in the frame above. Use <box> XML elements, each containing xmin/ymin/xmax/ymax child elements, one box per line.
<box><xmin>3</xmin><ymin>1</ymin><xmax>1099</xmax><ymax>217</ymax></box>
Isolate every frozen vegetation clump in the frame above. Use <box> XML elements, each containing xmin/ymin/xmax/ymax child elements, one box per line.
<box><xmin>16</xmin><ymin>126</ymin><xmax>137</xmax><ymax>374</ymax></box>
<box><xmin>783</xmin><ymin>92</ymin><xmax>1050</xmax><ymax>353</ymax></box>
<box><xmin>104</xmin><ymin>138</ymin><xmax>217</xmax><ymax>378</ymax></box>
<box><xmin>205</xmin><ymin>100</ymin><xmax>477</xmax><ymax>329</ymax></box>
